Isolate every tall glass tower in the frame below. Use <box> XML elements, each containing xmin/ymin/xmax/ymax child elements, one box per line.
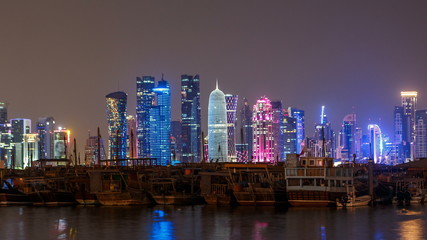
<box><xmin>240</xmin><ymin>97</ymin><xmax>253</xmax><ymax>161</ymax></box>
<box><xmin>106</xmin><ymin>91</ymin><xmax>128</xmax><ymax>161</ymax></box>
<box><xmin>289</xmin><ymin>107</ymin><xmax>305</xmax><ymax>154</ymax></box>
<box><xmin>149</xmin><ymin>79</ymin><xmax>171</xmax><ymax>166</ymax></box>
<box><xmin>341</xmin><ymin>113</ymin><xmax>356</xmax><ymax>161</ymax></box>
<box><xmin>415</xmin><ymin>110</ymin><xmax>427</xmax><ymax>159</ymax></box>
<box><xmin>181</xmin><ymin>74</ymin><xmax>201</xmax><ymax>163</ymax></box>
<box><xmin>136</xmin><ymin>76</ymin><xmax>155</xmax><ymax>158</ymax></box>
<box><xmin>36</xmin><ymin>117</ymin><xmax>55</xmax><ymax>159</ymax></box>
<box><xmin>401</xmin><ymin>91</ymin><xmax>417</xmax><ymax>159</ymax></box>
<box><xmin>208</xmin><ymin>82</ymin><xmax>228</xmax><ymax>162</ymax></box>
<box><xmin>271</xmin><ymin>100</ymin><xmax>284</xmax><ymax>162</ymax></box>
<box><xmin>225</xmin><ymin>94</ymin><xmax>238</xmax><ymax>161</ymax></box>
<box><xmin>252</xmin><ymin>97</ymin><xmax>274</xmax><ymax>163</ymax></box>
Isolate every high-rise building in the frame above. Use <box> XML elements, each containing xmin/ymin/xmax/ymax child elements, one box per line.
<box><xmin>23</xmin><ymin>133</ymin><xmax>38</xmax><ymax>167</ymax></box>
<box><xmin>313</xmin><ymin>106</ymin><xmax>334</xmax><ymax>158</ymax></box>
<box><xmin>53</xmin><ymin>128</ymin><xmax>70</xmax><ymax>160</ymax></box>
<box><xmin>271</xmin><ymin>100</ymin><xmax>284</xmax><ymax>162</ymax></box>
<box><xmin>106</xmin><ymin>91</ymin><xmax>128</xmax><ymax>160</ymax></box>
<box><xmin>252</xmin><ymin>97</ymin><xmax>274</xmax><ymax>163</ymax></box>
<box><xmin>149</xmin><ymin>79</ymin><xmax>171</xmax><ymax>166</ymax></box>
<box><xmin>225</xmin><ymin>94</ymin><xmax>238</xmax><ymax>161</ymax></box>
<box><xmin>208</xmin><ymin>82</ymin><xmax>228</xmax><ymax>162</ymax></box>
<box><xmin>136</xmin><ymin>76</ymin><xmax>155</xmax><ymax>158</ymax></box>
<box><xmin>0</xmin><ymin>124</ymin><xmax>13</xmax><ymax>168</ymax></box>
<box><xmin>288</xmin><ymin>107</ymin><xmax>305</xmax><ymax>154</ymax></box>
<box><xmin>368</xmin><ymin>124</ymin><xmax>383</xmax><ymax>164</ymax></box>
<box><xmin>415</xmin><ymin>110</ymin><xmax>427</xmax><ymax>159</ymax></box>
<box><xmin>283</xmin><ymin>114</ymin><xmax>297</xmax><ymax>158</ymax></box>
<box><xmin>341</xmin><ymin>114</ymin><xmax>356</xmax><ymax>161</ymax></box>
<box><xmin>127</xmin><ymin>115</ymin><xmax>137</xmax><ymax>158</ymax></box>
<box><xmin>401</xmin><ymin>91</ymin><xmax>417</xmax><ymax>160</ymax></box>
<box><xmin>393</xmin><ymin>106</ymin><xmax>405</xmax><ymax>162</ymax></box>
<box><xmin>0</xmin><ymin>102</ymin><xmax>7</xmax><ymax>126</ymax></box>
<box><xmin>84</xmin><ymin>134</ymin><xmax>106</xmax><ymax>166</ymax></box>
<box><xmin>10</xmin><ymin>118</ymin><xmax>31</xmax><ymax>169</ymax></box>
<box><xmin>240</xmin><ymin>97</ymin><xmax>253</xmax><ymax>161</ymax></box>
<box><xmin>36</xmin><ymin>117</ymin><xmax>55</xmax><ymax>159</ymax></box>
<box><xmin>181</xmin><ymin>74</ymin><xmax>201</xmax><ymax>163</ymax></box>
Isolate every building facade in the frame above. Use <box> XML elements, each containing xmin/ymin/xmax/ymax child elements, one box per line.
<box><xmin>225</xmin><ymin>94</ymin><xmax>238</xmax><ymax>161</ymax></box>
<box><xmin>136</xmin><ymin>76</ymin><xmax>155</xmax><ymax>158</ymax></box>
<box><xmin>415</xmin><ymin>110</ymin><xmax>427</xmax><ymax>159</ymax></box>
<box><xmin>106</xmin><ymin>91</ymin><xmax>128</xmax><ymax>160</ymax></box>
<box><xmin>252</xmin><ymin>97</ymin><xmax>274</xmax><ymax>163</ymax></box>
<box><xmin>208</xmin><ymin>83</ymin><xmax>228</xmax><ymax>162</ymax></box>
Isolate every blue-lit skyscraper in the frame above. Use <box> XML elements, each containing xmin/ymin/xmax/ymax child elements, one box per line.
<box><xmin>149</xmin><ymin>79</ymin><xmax>171</xmax><ymax>165</ymax></box>
<box><xmin>313</xmin><ymin>106</ymin><xmax>334</xmax><ymax>158</ymax></box>
<box><xmin>181</xmin><ymin>74</ymin><xmax>201</xmax><ymax>163</ymax></box>
<box><xmin>225</xmin><ymin>94</ymin><xmax>238</xmax><ymax>161</ymax></box>
<box><xmin>401</xmin><ymin>91</ymin><xmax>417</xmax><ymax>160</ymax></box>
<box><xmin>283</xmin><ymin>110</ymin><xmax>297</xmax><ymax>158</ymax></box>
<box><xmin>10</xmin><ymin>118</ymin><xmax>31</xmax><ymax>169</ymax></box>
<box><xmin>415</xmin><ymin>110</ymin><xmax>427</xmax><ymax>159</ymax></box>
<box><xmin>288</xmin><ymin>107</ymin><xmax>305</xmax><ymax>154</ymax></box>
<box><xmin>208</xmin><ymin>82</ymin><xmax>228</xmax><ymax>162</ymax></box>
<box><xmin>36</xmin><ymin>117</ymin><xmax>55</xmax><ymax>159</ymax></box>
<box><xmin>341</xmin><ymin>113</ymin><xmax>356</xmax><ymax>161</ymax></box>
<box><xmin>136</xmin><ymin>76</ymin><xmax>155</xmax><ymax>158</ymax></box>
<box><xmin>106</xmin><ymin>91</ymin><xmax>128</xmax><ymax>160</ymax></box>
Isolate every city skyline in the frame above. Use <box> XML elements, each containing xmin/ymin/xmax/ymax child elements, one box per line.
<box><xmin>1</xmin><ymin>1</ymin><xmax>427</xmax><ymax>152</ymax></box>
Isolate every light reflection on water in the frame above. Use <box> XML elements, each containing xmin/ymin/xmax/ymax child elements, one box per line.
<box><xmin>0</xmin><ymin>205</ymin><xmax>426</xmax><ymax>240</ymax></box>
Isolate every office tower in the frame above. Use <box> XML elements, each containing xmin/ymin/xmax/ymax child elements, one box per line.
<box><xmin>415</xmin><ymin>110</ymin><xmax>427</xmax><ymax>159</ymax></box>
<box><xmin>127</xmin><ymin>115</ymin><xmax>137</xmax><ymax>158</ymax></box>
<box><xmin>0</xmin><ymin>124</ymin><xmax>13</xmax><ymax>168</ymax></box>
<box><xmin>252</xmin><ymin>97</ymin><xmax>274</xmax><ymax>163</ymax></box>
<box><xmin>225</xmin><ymin>94</ymin><xmax>238</xmax><ymax>161</ymax></box>
<box><xmin>85</xmin><ymin>134</ymin><xmax>106</xmax><ymax>166</ymax></box>
<box><xmin>0</xmin><ymin>102</ymin><xmax>7</xmax><ymax>123</ymax></box>
<box><xmin>283</xmin><ymin>113</ymin><xmax>297</xmax><ymax>158</ymax></box>
<box><xmin>181</xmin><ymin>74</ymin><xmax>201</xmax><ymax>163</ymax></box>
<box><xmin>136</xmin><ymin>76</ymin><xmax>155</xmax><ymax>158</ymax></box>
<box><xmin>149</xmin><ymin>78</ymin><xmax>171</xmax><ymax>166</ymax></box>
<box><xmin>23</xmin><ymin>133</ymin><xmax>38</xmax><ymax>167</ymax></box>
<box><xmin>208</xmin><ymin>82</ymin><xmax>228</xmax><ymax>162</ymax></box>
<box><xmin>401</xmin><ymin>91</ymin><xmax>417</xmax><ymax>160</ymax></box>
<box><xmin>393</xmin><ymin>106</ymin><xmax>404</xmax><ymax>162</ymax></box>
<box><xmin>10</xmin><ymin>118</ymin><xmax>31</xmax><ymax>169</ymax></box>
<box><xmin>171</xmin><ymin>121</ymin><xmax>182</xmax><ymax>162</ymax></box>
<box><xmin>36</xmin><ymin>117</ymin><xmax>55</xmax><ymax>159</ymax></box>
<box><xmin>240</xmin><ymin>97</ymin><xmax>253</xmax><ymax>161</ymax></box>
<box><xmin>341</xmin><ymin>114</ymin><xmax>356</xmax><ymax>161</ymax></box>
<box><xmin>368</xmin><ymin>124</ymin><xmax>383</xmax><ymax>164</ymax></box>
<box><xmin>313</xmin><ymin>106</ymin><xmax>334</xmax><ymax>158</ymax></box>
<box><xmin>53</xmin><ymin>128</ymin><xmax>70</xmax><ymax>160</ymax></box>
<box><xmin>271</xmin><ymin>100</ymin><xmax>284</xmax><ymax>162</ymax></box>
<box><xmin>106</xmin><ymin>91</ymin><xmax>128</xmax><ymax>160</ymax></box>
<box><xmin>288</xmin><ymin>107</ymin><xmax>305</xmax><ymax>154</ymax></box>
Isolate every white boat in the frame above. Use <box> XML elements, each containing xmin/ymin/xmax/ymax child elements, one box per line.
<box><xmin>337</xmin><ymin>184</ymin><xmax>371</xmax><ymax>207</ymax></box>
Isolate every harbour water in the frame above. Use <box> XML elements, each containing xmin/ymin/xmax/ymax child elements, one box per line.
<box><xmin>1</xmin><ymin>205</ymin><xmax>426</xmax><ymax>240</ymax></box>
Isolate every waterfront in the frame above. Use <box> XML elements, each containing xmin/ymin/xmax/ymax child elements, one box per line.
<box><xmin>1</xmin><ymin>205</ymin><xmax>426</xmax><ymax>240</ymax></box>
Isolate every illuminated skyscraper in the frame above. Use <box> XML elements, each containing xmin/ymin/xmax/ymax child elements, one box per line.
<box><xmin>0</xmin><ymin>102</ymin><xmax>7</xmax><ymax>124</ymax></box>
<box><xmin>10</xmin><ymin>118</ymin><xmax>31</xmax><ymax>169</ymax></box>
<box><xmin>106</xmin><ymin>91</ymin><xmax>128</xmax><ymax>160</ymax></box>
<box><xmin>271</xmin><ymin>100</ymin><xmax>284</xmax><ymax>162</ymax></box>
<box><xmin>208</xmin><ymin>82</ymin><xmax>228</xmax><ymax>162</ymax></box>
<box><xmin>23</xmin><ymin>133</ymin><xmax>38</xmax><ymax>167</ymax></box>
<box><xmin>181</xmin><ymin>74</ymin><xmax>201</xmax><ymax>163</ymax></box>
<box><xmin>393</xmin><ymin>106</ymin><xmax>405</xmax><ymax>162</ymax></box>
<box><xmin>136</xmin><ymin>76</ymin><xmax>155</xmax><ymax>158</ymax></box>
<box><xmin>313</xmin><ymin>106</ymin><xmax>334</xmax><ymax>158</ymax></box>
<box><xmin>225</xmin><ymin>94</ymin><xmax>238</xmax><ymax>161</ymax></box>
<box><xmin>53</xmin><ymin>128</ymin><xmax>71</xmax><ymax>161</ymax></box>
<box><xmin>341</xmin><ymin>114</ymin><xmax>356</xmax><ymax>161</ymax></box>
<box><xmin>240</xmin><ymin>97</ymin><xmax>253</xmax><ymax>161</ymax></box>
<box><xmin>149</xmin><ymin>79</ymin><xmax>171</xmax><ymax>165</ymax></box>
<box><xmin>252</xmin><ymin>97</ymin><xmax>274</xmax><ymax>163</ymax></box>
<box><xmin>127</xmin><ymin>115</ymin><xmax>137</xmax><ymax>158</ymax></box>
<box><xmin>288</xmin><ymin>107</ymin><xmax>305</xmax><ymax>154</ymax></box>
<box><xmin>85</xmin><ymin>134</ymin><xmax>106</xmax><ymax>166</ymax></box>
<box><xmin>415</xmin><ymin>110</ymin><xmax>427</xmax><ymax>159</ymax></box>
<box><xmin>36</xmin><ymin>117</ymin><xmax>55</xmax><ymax>159</ymax></box>
<box><xmin>368</xmin><ymin>124</ymin><xmax>383</xmax><ymax>164</ymax></box>
<box><xmin>401</xmin><ymin>91</ymin><xmax>417</xmax><ymax>159</ymax></box>
<box><xmin>283</xmin><ymin>113</ymin><xmax>297</xmax><ymax>158</ymax></box>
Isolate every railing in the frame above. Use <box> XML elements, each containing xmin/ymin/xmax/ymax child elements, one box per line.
<box><xmin>285</xmin><ymin>168</ymin><xmax>354</xmax><ymax>178</ymax></box>
<box><xmin>211</xmin><ymin>184</ymin><xmax>228</xmax><ymax>195</ymax></box>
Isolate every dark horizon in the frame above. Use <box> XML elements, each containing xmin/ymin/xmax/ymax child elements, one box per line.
<box><xmin>1</xmin><ymin>1</ymin><xmax>427</xmax><ymax>148</ymax></box>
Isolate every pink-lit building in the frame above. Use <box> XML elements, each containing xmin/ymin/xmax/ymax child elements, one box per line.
<box><xmin>252</xmin><ymin>97</ymin><xmax>275</xmax><ymax>163</ymax></box>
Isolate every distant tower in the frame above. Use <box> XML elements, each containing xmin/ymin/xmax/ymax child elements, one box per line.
<box><xmin>240</xmin><ymin>97</ymin><xmax>253</xmax><ymax>161</ymax></box>
<box><xmin>401</xmin><ymin>91</ymin><xmax>417</xmax><ymax>160</ymax></box>
<box><xmin>225</xmin><ymin>94</ymin><xmax>238</xmax><ymax>161</ymax></box>
<box><xmin>271</xmin><ymin>100</ymin><xmax>284</xmax><ymax>162</ymax></box>
<box><xmin>181</xmin><ymin>74</ymin><xmax>201</xmax><ymax>163</ymax></box>
<box><xmin>208</xmin><ymin>82</ymin><xmax>228</xmax><ymax>162</ymax></box>
<box><xmin>127</xmin><ymin>115</ymin><xmax>137</xmax><ymax>158</ymax></box>
<box><xmin>314</xmin><ymin>106</ymin><xmax>334</xmax><ymax>158</ymax></box>
<box><xmin>368</xmin><ymin>124</ymin><xmax>383</xmax><ymax>164</ymax></box>
<box><xmin>149</xmin><ymin>78</ymin><xmax>171</xmax><ymax>165</ymax></box>
<box><xmin>341</xmin><ymin>114</ymin><xmax>356</xmax><ymax>161</ymax></box>
<box><xmin>136</xmin><ymin>76</ymin><xmax>155</xmax><ymax>158</ymax></box>
<box><xmin>171</xmin><ymin>121</ymin><xmax>182</xmax><ymax>162</ymax></box>
<box><xmin>85</xmin><ymin>134</ymin><xmax>106</xmax><ymax>166</ymax></box>
<box><xmin>252</xmin><ymin>97</ymin><xmax>274</xmax><ymax>163</ymax></box>
<box><xmin>283</xmin><ymin>110</ymin><xmax>297</xmax><ymax>158</ymax></box>
<box><xmin>0</xmin><ymin>102</ymin><xmax>7</xmax><ymax>124</ymax></box>
<box><xmin>415</xmin><ymin>110</ymin><xmax>427</xmax><ymax>159</ymax></box>
<box><xmin>36</xmin><ymin>117</ymin><xmax>55</xmax><ymax>159</ymax></box>
<box><xmin>106</xmin><ymin>91</ymin><xmax>128</xmax><ymax>160</ymax></box>
<box><xmin>10</xmin><ymin>118</ymin><xmax>31</xmax><ymax>169</ymax></box>
<box><xmin>53</xmin><ymin>127</ymin><xmax>71</xmax><ymax>161</ymax></box>
<box><xmin>288</xmin><ymin>107</ymin><xmax>305</xmax><ymax>154</ymax></box>
<box><xmin>393</xmin><ymin>106</ymin><xmax>404</xmax><ymax>162</ymax></box>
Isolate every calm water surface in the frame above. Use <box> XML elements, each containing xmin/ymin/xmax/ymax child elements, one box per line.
<box><xmin>0</xmin><ymin>205</ymin><xmax>426</xmax><ymax>240</ymax></box>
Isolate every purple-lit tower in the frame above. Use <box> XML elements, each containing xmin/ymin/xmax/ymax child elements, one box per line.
<box><xmin>252</xmin><ymin>97</ymin><xmax>275</xmax><ymax>163</ymax></box>
<box><xmin>225</xmin><ymin>94</ymin><xmax>238</xmax><ymax>161</ymax></box>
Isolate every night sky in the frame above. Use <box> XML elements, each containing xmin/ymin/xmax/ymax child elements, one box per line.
<box><xmin>1</xmin><ymin>1</ymin><xmax>427</xmax><ymax>151</ymax></box>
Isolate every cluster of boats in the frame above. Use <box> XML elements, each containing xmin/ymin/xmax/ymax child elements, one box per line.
<box><xmin>0</xmin><ymin>156</ymin><xmax>426</xmax><ymax>208</ymax></box>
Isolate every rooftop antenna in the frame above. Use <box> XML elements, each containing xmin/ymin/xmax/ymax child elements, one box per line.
<box><xmin>216</xmin><ymin>79</ymin><xmax>219</xmax><ymax>90</ymax></box>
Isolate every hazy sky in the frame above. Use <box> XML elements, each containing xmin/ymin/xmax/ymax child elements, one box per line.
<box><xmin>1</xmin><ymin>1</ymin><xmax>427</xmax><ymax>152</ymax></box>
